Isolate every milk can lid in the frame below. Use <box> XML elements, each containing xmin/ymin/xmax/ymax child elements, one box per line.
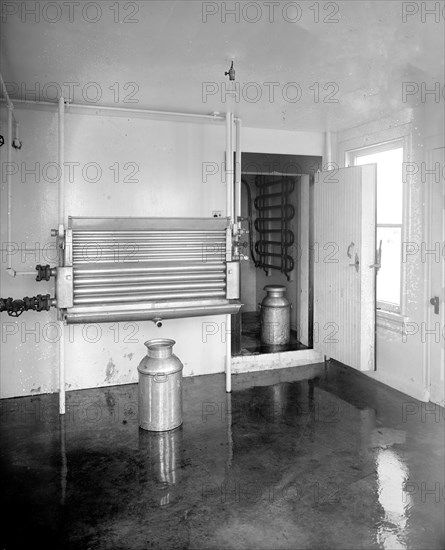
<box><xmin>264</xmin><ymin>285</ymin><xmax>286</xmax><ymax>293</ymax></box>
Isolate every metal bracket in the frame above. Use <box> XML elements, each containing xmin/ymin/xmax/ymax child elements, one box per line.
<box><xmin>226</xmin><ymin>261</ymin><xmax>240</xmax><ymax>300</ymax></box>
<box><xmin>55</xmin><ymin>267</ymin><xmax>74</xmax><ymax>308</ymax></box>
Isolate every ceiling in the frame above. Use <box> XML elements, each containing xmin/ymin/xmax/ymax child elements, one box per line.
<box><xmin>1</xmin><ymin>0</ymin><xmax>443</xmax><ymax>131</ymax></box>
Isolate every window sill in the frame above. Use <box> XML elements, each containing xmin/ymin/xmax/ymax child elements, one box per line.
<box><xmin>376</xmin><ymin>309</ymin><xmax>408</xmax><ymax>332</ymax></box>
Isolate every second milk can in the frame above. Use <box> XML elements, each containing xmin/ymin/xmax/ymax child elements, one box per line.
<box><xmin>260</xmin><ymin>285</ymin><xmax>291</xmax><ymax>345</ymax></box>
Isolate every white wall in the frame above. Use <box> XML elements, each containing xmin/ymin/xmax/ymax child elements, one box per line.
<box><xmin>0</xmin><ymin>104</ymin><xmax>324</xmax><ymax>398</ymax></box>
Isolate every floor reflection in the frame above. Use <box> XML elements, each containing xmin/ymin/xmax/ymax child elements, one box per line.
<box><xmin>1</xmin><ymin>366</ymin><xmax>443</xmax><ymax>549</ymax></box>
<box><xmin>138</xmin><ymin>426</ymin><xmax>183</xmax><ymax>506</ymax></box>
<box><xmin>376</xmin><ymin>448</ymin><xmax>411</xmax><ymax>550</ymax></box>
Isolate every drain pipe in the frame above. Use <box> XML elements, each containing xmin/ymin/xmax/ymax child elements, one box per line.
<box><xmin>225</xmin><ymin>112</ymin><xmax>234</xmax><ymax>393</ymax></box>
<box><xmin>58</xmin><ymin>97</ymin><xmax>66</xmax><ymax>415</ymax></box>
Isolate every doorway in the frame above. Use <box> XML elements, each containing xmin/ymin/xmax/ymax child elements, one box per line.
<box><xmin>233</xmin><ymin>152</ymin><xmax>322</xmax><ymax>357</ymax></box>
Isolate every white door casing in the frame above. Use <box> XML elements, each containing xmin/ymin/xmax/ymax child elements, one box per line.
<box><xmin>313</xmin><ymin>165</ymin><xmax>377</xmax><ymax>371</ymax></box>
<box><xmin>426</xmin><ymin>147</ymin><xmax>445</xmax><ymax>407</ymax></box>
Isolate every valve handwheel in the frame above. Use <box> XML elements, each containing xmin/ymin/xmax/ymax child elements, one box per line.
<box><xmin>0</xmin><ymin>135</ymin><xmax>4</xmax><ymax>147</ymax></box>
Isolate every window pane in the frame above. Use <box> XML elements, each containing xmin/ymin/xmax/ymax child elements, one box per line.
<box><xmin>377</xmin><ymin>226</ymin><xmax>401</xmax><ymax>307</ymax></box>
<box><xmin>356</xmin><ymin>148</ymin><xmax>403</xmax><ymax>224</ymax></box>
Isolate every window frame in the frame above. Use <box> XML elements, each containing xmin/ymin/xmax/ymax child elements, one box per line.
<box><xmin>345</xmin><ymin>138</ymin><xmax>407</xmax><ymax>315</ymax></box>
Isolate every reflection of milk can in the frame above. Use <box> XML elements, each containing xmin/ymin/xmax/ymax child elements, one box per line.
<box><xmin>139</xmin><ymin>427</ymin><xmax>183</xmax><ymax>485</ymax></box>
<box><xmin>138</xmin><ymin>339</ymin><xmax>183</xmax><ymax>431</ymax></box>
<box><xmin>260</xmin><ymin>285</ymin><xmax>290</xmax><ymax>345</ymax></box>
<box><xmin>139</xmin><ymin>426</ymin><xmax>183</xmax><ymax>506</ymax></box>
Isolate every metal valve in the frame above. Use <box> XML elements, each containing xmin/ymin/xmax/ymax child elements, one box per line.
<box><xmin>35</xmin><ymin>264</ymin><xmax>55</xmax><ymax>282</ymax></box>
<box><xmin>0</xmin><ymin>294</ymin><xmax>53</xmax><ymax>317</ymax></box>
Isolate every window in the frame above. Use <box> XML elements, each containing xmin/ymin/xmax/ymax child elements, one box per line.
<box><xmin>348</xmin><ymin>142</ymin><xmax>404</xmax><ymax>313</ymax></box>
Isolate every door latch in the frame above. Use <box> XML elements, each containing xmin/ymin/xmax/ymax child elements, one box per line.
<box><xmin>430</xmin><ymin>296</ymin><xmax>440</xmax><ymax>315</ymax></box>
<box><xmin>349</xmin><ymin>252</ymin><xmax>360</xmax><ymax>273</ymax></box>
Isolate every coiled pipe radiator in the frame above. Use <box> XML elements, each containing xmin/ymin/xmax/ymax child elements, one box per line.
<box><xmin>254</xmin><ymin>175</ymin><xmax>296</xmax><ymax>280</ymax></box>
<box><xmin>55</xmin><ymin>217</ymin><xmax>241</xmax><ymax>324</ymax></box>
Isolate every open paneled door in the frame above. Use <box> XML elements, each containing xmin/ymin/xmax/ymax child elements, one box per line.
<box><xmin>313</xmin><ymin>165</ymin><xmax>377</xmax><ymax>371</ymax></box>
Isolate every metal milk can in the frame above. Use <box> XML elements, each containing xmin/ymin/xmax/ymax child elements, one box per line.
<box><xmin>138</xmin><ymin>338</ymin><xmax>183</xmax><ymax>431</ymax></box>
<box><xmin>260</xmin><ymin>285</ymin><xmax>291</xmax><ymax>345</ymax></box>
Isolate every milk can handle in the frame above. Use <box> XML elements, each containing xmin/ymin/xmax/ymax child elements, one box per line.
<box><xmin>154</xmin><ymin>373</ymin><xmax>168</xmax><ymax>383</ymax></box>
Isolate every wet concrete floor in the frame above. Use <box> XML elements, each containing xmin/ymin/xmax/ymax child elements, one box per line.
<box><xmin>0</xmin><ymin>361</ymin><xmax>444</xmax><ymax>549</ymax></box>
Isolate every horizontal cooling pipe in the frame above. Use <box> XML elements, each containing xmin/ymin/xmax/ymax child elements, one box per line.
<box><xmin>73</xmin><ymin>230</ymin><xmax>225</xmax><ymax>235</ymax></box>
<box><xmin>72</xmin><ymin>238</ymin><xmax>226</xmax><ymax>244</ymax></box>
<box><xmin>72</xmin><ymin>233</ymin><xmax>226</xmax><ymax>238</ymax></box>
<box><xmin>72</xmin><ymin>253</ymin><xmax>225</xmax><ymax>263</ymax></box>
<box><xmin>74</xmin><ymin>281</ymin><xmax>225</xmax><ymax>295</ymax></box>
<box><xmin>73</xmin><ymin>263</ymin><xmax>225</xmax><ymax>275</ymax></box>
<box><xmin>74</xmin><ymin>272</ymin><xmax>225</xmax><ymax>285</ymax></box>
<box><xmin>72</xmin><ymin>246</ymin><xmax>225</xmax><ymax>254</ymax></box>
<box><xmin>73</xmin><ymin>289</ymin><xmax>225</xmax><ymax>305</ymax></box>
<box><xmin>71</xmin><ymin>248</ymin><xmax>224</xmax><ymax>255</ymax></box>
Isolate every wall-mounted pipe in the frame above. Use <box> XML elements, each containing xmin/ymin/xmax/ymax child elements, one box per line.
<box><xmin>13</xmin><ymin>98</ymin><xmax>231</xmax><ymax>123</ymax></box>
<box><xmin>225</xmin><ymin>112</ymin><xmax>234</xmax><ymax>393</ymax></box>
<box><xmin>1</xmin><ymin>72</ymin><xmax>35</xmax><ymax>278</ymax></box>
<box><xmin>58</xmin><ymin>97</ymin><xmax>66</xmax><ymax>416</ymax></box>
<box><xmin>58</xmin><ymin>97</ymin><xmax>65</xmax><ymax>227</ymax></box>
<box><xmin>225</xmin><ymin>112</ymin><xmax>233</xmax><ymax>222</ymax></box>
<box><xmin>2</xmin><ymin>70</ymin><xmax>15</xmax><ymax>274</ymax></box>
<box><xmin>6</xmin><ymin>104</ymin><xmax>13</xmax><ymax>273</ymax></box>
<box><xmin>235</xmin><ymin>118</ymin><xmax>242</xmax><ymax>229</ymax></box>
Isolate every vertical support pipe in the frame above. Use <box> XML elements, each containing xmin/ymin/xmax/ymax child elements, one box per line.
<box><xmin>58</xmin><ymin>97</ymin><xmax>66</xmax><ymax>415</ymax></box>
<box><xmin>6</xmin><ymin>104</ymin><xmax>13</xmax><ymax>271</ymax></box>
<box><xmin>230</xmin><ymin>113</ymin><xmax>235</xmax><ymax>222</ymax></box>
<box><xmin>225</xmin><ymin>314</ymin><xmax>232</xmax><ymax>393</ymax></box>
<box><xmin>225</xmin><ymin>112</ymin><xmax>233</xmax><ymax>221</ymax></box>
<box><xmin>235</xmin><ymin>118</ymin><xmax>242</xmax><ymax>228</ymax></box>
<box><xmin>58</xmin><ymin>97</ymin><xmax>65</xmax><ymax>226</ymax></box>
<box><xmin>225</xmin><ymin>112</ymin><xmax>233</xmax><ymax>393</ymax></box>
